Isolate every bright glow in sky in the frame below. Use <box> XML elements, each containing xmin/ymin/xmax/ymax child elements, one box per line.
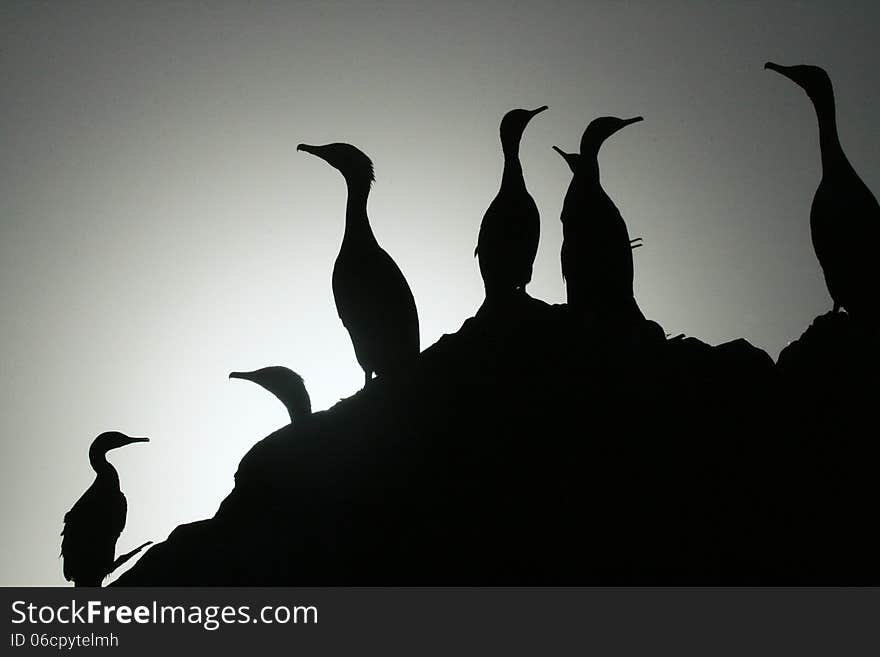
<box><xmin>2</xmin><ymin>1</ymin><xmax>878</xmax><ymax>585</ymax></box>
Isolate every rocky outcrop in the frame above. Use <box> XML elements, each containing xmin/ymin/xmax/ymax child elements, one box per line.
<box><xmin>115</xmin><ymin>300</ymin><xmax>878</xmax><ymax>584</ymax></box>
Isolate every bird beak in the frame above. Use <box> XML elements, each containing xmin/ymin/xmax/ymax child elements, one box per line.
<box><xmin>552</xmin><ymin>145</ymin><xmax>578</xmax><ymax>169</ymax></box>
<box><xmin>764</xmin><ymin>62</ymin><xmax>795</xmax><ymax>82</ymax></box>
<box><xmin>297</xmin><ymin>143</ymin><xmax>322</xmax><ymax>158</ymax></box>
<box><xmin>229</xmin><ymin>370</ymin><xmax>256</xmax><ymax>382</ymax></box>
<box><xmin>621</xmin><ymin>116</ymin><xmax>644</xmax><ymax>127</ymax></box>
<box><xmin>765</xmin><ymin>62</ymin><xmax>813</xmax><ymax>92</ymax></box>
<box><xmin>530</xmin><ymin>105</ymin><xmax>549</xmax><ymax>117</ymax></box>
<box><xmin>125</xmin><ymin>436</ymin><xmax>150</xmax><ymax>445</ymax></box>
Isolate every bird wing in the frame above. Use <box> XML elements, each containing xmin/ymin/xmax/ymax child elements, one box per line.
<box><xmin>61</xmin><ymin>483</ymin><xmax>127</xmax><ymax>583</ymax></box>
<box><xmin>476</xmin><ymin>190</ymin><xmax>541</xmax><ymax>289</ymax></box>
<box><xmin>812</xmin><ymin>174</ymin><xmax>880</xmax><ymax>314</ymax></box>
<box><xmin>474</xmin><ymin>195</ymin><xmax>500</xmax><ymax>257</ymax></box>
<box><xmin>811</xmin><ymin>180</ymin><xmax>842</xmax><ymax>269</ymax></box>
<box><xmin>479</xmin><ymin>192</ymin><xmax>540</xmax><ymax>250</ymax></box>
<box><xmin>561</xmin><ymin>187</ymin><xmax>636</xmax><ymax>308</ymax></box>
<box><xmin>333</xmin><ymin>243</ymin><xmax>419</xmax><ymax>375</ymax></box>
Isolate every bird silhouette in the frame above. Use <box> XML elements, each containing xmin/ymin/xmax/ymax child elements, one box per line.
<box><xmin>475</xmin><ymin>106</ymin><xmax>548</xmax><ymax>302</ymax></box>
<box><xmin>766</xmin><ymin>62</ymin><xmax>880</xmax><ymax>322</ymax></box>
<box><xmin>61</xmin><ymin>432</ymin><xmax>151</xmax><ymax>586</ymax></box>
<box><xmin>553</xmin><ymin>116</ymin><xmax>645</xmax><ymax>320</ymax></box>
<box><xmin>230</xmin><ymin>366</ymin><xmax>312</xmax><ymax>423</ymax></box>
<box><xmin>298</xmin><ymin>142</ymin><xmax>420</xmax><ymax>386</ymax></box>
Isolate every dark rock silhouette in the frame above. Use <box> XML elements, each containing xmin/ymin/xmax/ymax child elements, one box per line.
<box><xmin>112</xmin><ymin>300</ymin><xmax>879</xmax><ymax>585</ymax></box>
<box><xmin>765</xmin><ymin>62</ymin><xmax>880</xmax><ymax>322</ymax></box>
<box><xmin>775</xmin><ymin>311</ymin><xmax>880</xmax><ymax>580</ymax></box>
<box><xmin>61</xmin><ymin>432</ymin><xmax>151</xmax><ymax>586</ymax></box>
<box><xmin>554</xmin><ymin>116</ymin><xmax>644</xmax><ymax>322</ymax></box>
<box><xmin>475</xmin><ymin>106</ymin><xmax>547</xmax><ymax>303</ymax></box>
<box><xmin>298</xmin><ymin>142</ymin><xmax>420</xmax><ymax>386</ymax></box>
<box><xmin>230</xmin><ymin>366</ymin><xmax>311</xmax><ymax>423</ymax></box>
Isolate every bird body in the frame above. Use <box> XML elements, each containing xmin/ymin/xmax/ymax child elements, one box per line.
<box><xmin>476</xmin><ymin>106</ymin><xmax>547</xmax><ymax>301</ymax></box>
<box><xmin>61</xmin><ymin>432</ymin><xmax>149</xmax><ymax>586</ymax></box>
<box><xmin>333</xmin><ymin>235</ymin><xmax>418</xmax><ymax>380</ymax></box>
<box><xmin>810</xmin><ymin>158</ymin><xmax>879</xmax><ymax>316</ymax></box>
<box><xmin>298</xmin><ymin>142</ymin><xmax>419</xmax><ymax>385</ymax></box>
<box><xmin>766</xmin><ymin>62</ymin><xmax>880</xmax><ymax>321</ymax></box>
<box><xmin>554</xmin><ymin>116</ymin><xmax>644</xmax><ymax>320</ymax></box>
<box><xmin>62</xmin><ymin>475</ymin><xmax>126</xmax><ymax>585</ymax></box>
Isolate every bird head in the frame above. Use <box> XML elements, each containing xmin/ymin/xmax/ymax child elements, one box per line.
<box><xmin>765</xmin><ymin>62</ymin><xmax>834</xmax><ymax>108</ymax></box>
<box><xmin>551</xmin><ymin>146</ymin><xmax>582</xmax><ymax>173</ymax></box>
<box><xmin>579</xmin><ymin>116</ymin><xmax>643</xmax><ymax>155</ymax></box>
<box><xmin>230</xmin><ymin>366</ymin><xmax>312</xmax><ymax>421</ymax></box>
<box><xmin>500</xmin><ymin>106</ymin><xmax>548</xmax><ymax>147</ymax></box>
<box><xmin>90</xmin><ymin>431</ymin><xmax>149</xmax><ymax>457</ymax></box>
<box><xmin>297</xmin><ymin>142</ymin><xmax>375</xmax><ymax>187</ymax></box>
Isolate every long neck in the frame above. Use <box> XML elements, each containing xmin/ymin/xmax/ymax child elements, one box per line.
<box><xmin>811</xmin><ymin>93</ymin><xmax>845</xmax><ymax>173</ymax></box>
<box><xmin>279</xmin><ymin>397</ymin><xmax>305</xmax><ymax>423</ymax></box>
<box><xmin>580</xmin><ymin>138</ymin><xmax>603</xmax><ymax>185</ymax></box>
<box><xmin>343</xmin><ymin>179</ymin><xmax>374</xmax><ymax>242</ymax></box>
<box><xmin>582</xmin><ymin>157</ymin><xmax>601</xmax><ymax>186</ymax></box>
<box><xmin>89</xmin><ymin>449</ymin><xmax>119</xmax><ymax>486</ymax></box>
<box><xmin>286</xmin><ymin>404</ymin><xmax>311</xmax><ymax>424</ymax></box>
<box><xmin>501</xmin><ymin>138</ymin><xmax>524</xmax><ymax>188</ymax></box>
<box><xmin>573</xmin><ymin>155</ymin><xmax>601</xmax><ymax>188</ymax></box>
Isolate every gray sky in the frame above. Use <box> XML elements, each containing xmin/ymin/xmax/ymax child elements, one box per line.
<box><xmin>2</xmin><ymin>1</ymin><xmax>878</xmax><ymax>585</ymax></box>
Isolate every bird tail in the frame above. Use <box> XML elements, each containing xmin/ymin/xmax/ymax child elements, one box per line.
<box><xmin>108</xmin><ymin>541</ymin><xmax>153</xmax><ymax>575</ymax></box>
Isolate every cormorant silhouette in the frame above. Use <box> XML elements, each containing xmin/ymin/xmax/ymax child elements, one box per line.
<box><xmin>475</xmin><ymin>106</ymin><xmax>548</xmax><ymax>301</ymax></box>
<box><xmin>61</xmin><ymin>432</ymin><xmax>151</xmax><ymax>586</ymax></box>
<box><xmin>230</xmin><ymin>366</ymin><xmax>312</xmax><ymax>423</ymax></box>
<box><xmin>553</xmin><ymin>116</ymin><xmax>645</xmax><ymax>320</ymax></box>
<box><xmin>298</xmin><ymin>142</ymin><xmax>420</xmax><ymax>386</ymax></box>
<box><xmin>765</xmin><ymin>62</ymin><xmax>880</xmax><ymax>322</ymax></box>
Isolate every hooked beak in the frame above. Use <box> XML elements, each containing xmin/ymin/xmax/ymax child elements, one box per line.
<box><xmin>229</xmin><ymin>370</ymin><xmax>255</xmax><ymax>381</ymax></box>
<box><xmin>552</xmin><ymin>145</ymin><xmax>578</xmax><ymax>169</ymax></box>
<box><xmin>621</xmin><ymin>116</ymin><xmax>644</xmax><ymax>127</ymax></box>
<box><xmin>764</xmin><ymin>62</ymin><xmax>796</xmax><ymax>83</ymax></box>
<box><xmin>530</xmin><ymin>105</ymin><xmax>549</xmax><ymax>117</ymax></box>
<box><xmin>297</xmin><ymin>143</ymin><xmax>322</xmax><ymax>158</ymax></box>
<box><xmin>765</xmin><ymin>62</ymin><xmax>814</xmax><ymax>94</ymax></box>
<box><xmin>124</xmin><ymin>436</ymin><xmax>150</xmax><ymax>445</ymax></box>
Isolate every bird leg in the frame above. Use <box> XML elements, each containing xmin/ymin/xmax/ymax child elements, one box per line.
<box><xmin>108</xmin><ymin>541</ymin><xmax>153</xmax><ymax>576</ymax></box>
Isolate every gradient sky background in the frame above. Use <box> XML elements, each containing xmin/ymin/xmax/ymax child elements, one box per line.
<box><xmin>2</xmin><ymin>1</ymin><xmax>878</xmax><ymax>585</ymax></box>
